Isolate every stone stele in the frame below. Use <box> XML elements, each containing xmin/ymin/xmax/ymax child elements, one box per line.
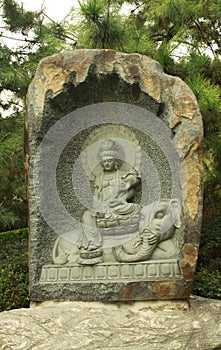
<box><xmin>26</xmin><ymin>49</ymin><xmax>203</xmax><ymax>302</ymax></box>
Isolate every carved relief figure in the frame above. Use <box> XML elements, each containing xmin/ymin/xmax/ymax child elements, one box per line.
<box><xmin>78</xmin><ymin>139</ymin><xmax>140</xmax><ymax>264</ymax></box>
<box><xmin>52</xmin><ymin>130</ymin><xmax>182</xmax><ymax>267</ymax></box>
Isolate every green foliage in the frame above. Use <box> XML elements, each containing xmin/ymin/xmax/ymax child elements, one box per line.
<box><xmin>193</xmin><ymin>212</ymin><xmax>221</xmax><ymax>299</ymax></box>
<box><xmin>0</xmin><ymin>50</ymin><xmax>31</xmax><ymax>98</ymax></box>
<box><xmin>0</xmin><ymin>114</ymin><xmax>27</xmax><ymax>231</ymax></box>
<box><xmin>78</xmin><ymin>0</ymin><xmax>125</xmax><ymax>49</ymax></box>
<box><xmin>153</xmin><ymin>42</ymin><xmax>177</xmax><ymax>74</ymax></box>
<box><xmin>0</xmin><ymin>0</ymin><xmax>76</xmax><ymax>231</ymax></box>
<box><xmin>194</xmin><ymin>269</ymin><xmax>221</xmax><ymax>299</ymax></box>
<box><xmin>2</xmin><ymin>0</ymin><xmax>37</xmax><ymax>33</ymax></box>
<box><xmin>186</xmin><ymin>75</ymin><xmax>220</xmax><ymax>132</ymax></box>
<box><xmin>148</xmin><ymin>0</ymin><xmax>194</xmax><ymax>39</ymax></box>
<box><xmin>193</xmin><ymin>0</ymin><xmax>221</xmax><ymax>56</ymax></box>
<box><xmin>210</xmin><ymin>0</ymin><xmax>221</xmax><ymax>19</ymax></box>
<box><xmin>180</xmin><ymin>51</ymin><xmax>213</xmax><ymax>80</ymax></box>
<box><xmin>0</xmin><ymin>0</ymin><xmax>74</xmax><ymax>99</ymax></box>
<box><xmin>188</xmin><ymin>73</ymin><xmax>221</xmax><ymax>204</ymax></box>
<box><xmin>211</xmin><ymin>58</ymin><xmax>221</xmax><ymax>85</ymax></box>
<box><xmin>0</xmin><ymin>228</ymin><xmax>29</xmax><ymax>311</ymax></box>
<box><xmin>179</xmin><ymin>51</ymin><xmax>221</xmax><ymax>207</ymax></box>
<box><xmin>80</xmin><ymin>0</ymin><xmax>103</xmax><ymax>23</ymax></box>
<box><xmin>197</xmin><ymin>211</ymin><xmax>221</xmax><ymax>264</ymax></box>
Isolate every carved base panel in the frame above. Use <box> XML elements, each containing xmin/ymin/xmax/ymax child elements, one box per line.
<box><xmin>40</xmin><ymin>259</ymin><xmax>181</xmax><ymax>284</ymax></box>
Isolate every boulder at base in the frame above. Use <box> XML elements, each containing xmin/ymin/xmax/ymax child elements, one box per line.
<box><xmin>0</xmin><ymin>296</ymin><xmax>221</xmax><ymax>350</ymax></box>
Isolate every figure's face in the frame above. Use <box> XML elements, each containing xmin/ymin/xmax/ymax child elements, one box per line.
<box><xmin>101</xmin><ymin>158</ymin><xmax>116</xmax><ymax>172</ymax></box>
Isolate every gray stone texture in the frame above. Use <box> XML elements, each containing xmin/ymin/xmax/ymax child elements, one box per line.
<box><xmin>0</xmin><ymin>296</ymin><xmax>221</xmax><ymax>350</ymax></box>
<box><xmin>26</xmin><ymin>49</ymin><xmax>203</xmax><ymax>301</ymax></box>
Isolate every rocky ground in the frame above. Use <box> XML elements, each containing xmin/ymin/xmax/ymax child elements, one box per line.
<box><xmin>0</xmin><ymin>296</ymin><xmax>221</xmax><ymax>350</ymax></box>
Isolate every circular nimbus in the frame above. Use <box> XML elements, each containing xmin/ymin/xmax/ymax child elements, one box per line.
<box><xmin>33</xmin><ymin>102</ymin><xmax>183</xmax><ymax>248</ymax></box>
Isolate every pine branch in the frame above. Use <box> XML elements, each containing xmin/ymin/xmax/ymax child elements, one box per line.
<box><xmin>194</xmin><ymin>19</ymin><xmax>216</xmax><ymax>57</ymax></box>
<box><xmin>40</xmin><ymin>11</ymin><xmax>57</xmax><ymax>24</ymax></box>
<box><xmin>0</xmin><ymin>34</ymin><xmax>38</xmax><ymax>44</ymax></box>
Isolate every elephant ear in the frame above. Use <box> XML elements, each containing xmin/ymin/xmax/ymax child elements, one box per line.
<box><xmin>139</xmin><ymin>201</ymin><xmax>159</xmax><ymax>232</ymax></box>
<box><xmin>170</xmin><ymin>199</ymin><xmax>182</xmax><ymax>228</ymax></box>
<box><xmin>174</xmin><ymin>217</ymin><xmax>182</xmax><ymax>228</ymax></box>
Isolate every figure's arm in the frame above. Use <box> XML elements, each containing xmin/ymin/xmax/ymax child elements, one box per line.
<box><xmin>120</xmin><ymin>169</ymin><xmax>140</xmax><ymax>200</ymax></box>
<box><xmin>121</xmin><ymin>168</ymin><xmax>140</xmax><ymax>188</ymax></box>
<box><xmin>109</xmin><ymin>168</ymin><xmax>140</xmax><ymax>206</ymax></box>
<box><xmin>92</xmin><ymin>174</ymin><xmax>102</xmax><ymax>200</ymax></box>
<box><xmin>90</xmin><ymin>173</ymin><xmax>96</xmax><ymax>191</ymax></box>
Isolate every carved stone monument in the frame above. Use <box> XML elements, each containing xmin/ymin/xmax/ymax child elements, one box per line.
<box><xmin>26</xmin><ymin>49</ymin><xmax>203</xmax><ymax>301</ymax></box>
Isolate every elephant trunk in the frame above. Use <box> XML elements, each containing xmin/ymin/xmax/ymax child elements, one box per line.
<box><xmin>113</xmin><ymin>230</ymin><xmax>157</xmax><ymax>262</ymax></box>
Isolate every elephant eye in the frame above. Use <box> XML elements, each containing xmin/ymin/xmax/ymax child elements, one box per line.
<box><xmin>155</xmin><ymin>211</ymin><xmax>164</xmax><ymax>219</ymax></box>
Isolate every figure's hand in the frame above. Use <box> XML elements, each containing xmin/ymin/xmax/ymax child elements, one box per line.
<box><xmin>119</xmin><ymin>181</ymin><xmax>129</xmax><ymax>190</ymax></box>
<box><xmin>113</xmin><ymin>182</ymin><xmax>128</xmax><ymax>196</ymax></box>
<box><xmin>148</xmin><ymin>233</ymin><xmax>158</xmax><ymax>245</ymax></box>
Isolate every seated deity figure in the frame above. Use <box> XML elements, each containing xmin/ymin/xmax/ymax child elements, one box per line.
<box><xmin>77</xmin><ymin>139</ymin><xmax>141</xmax><ymax>264</ymax></box>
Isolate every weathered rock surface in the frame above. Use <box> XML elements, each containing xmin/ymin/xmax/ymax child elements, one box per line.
<box><xmin>0</xmin><ymin>296</ymin><xmax>221</xmax><ymax>350</ymax></box>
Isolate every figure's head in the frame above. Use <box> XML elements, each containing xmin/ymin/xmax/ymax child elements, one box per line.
<box><xmin>98</xmin><ymin>139</ymin><xmax>124</xmax><ymax>171</ymax></box>
<box><xmin>101</xmin><ymin>157</ymin><xmax>117</xmax><ymax>172</ymax></box>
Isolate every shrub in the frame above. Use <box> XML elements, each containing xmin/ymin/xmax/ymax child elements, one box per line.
<box><xmin>0</xmin><ymin>228</ymin><xmax>29</xmax><ymax>311</ymax></box>
<box><xmin>193</xmin><ymin>268</ymin><xmax>221</xmax><ymax>299</ymax></box>
<box><xmin>193</xmin><ymin>211</ymin><xmax>221</xmax><ymax>300</ymax></box>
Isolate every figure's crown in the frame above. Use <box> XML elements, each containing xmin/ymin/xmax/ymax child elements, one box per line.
<box><xmin>100</xmin><ymin>139</ymin><xmax>119</xmax><ymax>159</ymax></box>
